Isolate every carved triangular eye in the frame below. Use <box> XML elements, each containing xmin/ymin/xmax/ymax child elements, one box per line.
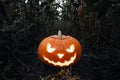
<box><xmin>66</xmin><ymin>44</ymin><xmax>75</xmax><ymax>53</ymax></box>
<box><xmin>47</xmin><ymin>43</ymin><xmax>56</xmax><ymax>53</ymax></box>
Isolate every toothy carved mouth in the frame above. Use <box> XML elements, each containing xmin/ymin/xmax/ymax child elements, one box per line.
<box><xmin>43</xmin><ymin>53</ymin><xmax>76</xmax><ymax>67</ymax></box>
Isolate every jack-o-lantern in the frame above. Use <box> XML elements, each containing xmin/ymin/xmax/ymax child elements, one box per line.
<box><xmin>38</xmin><ymin>30</ymin><xmax>82</xmax><ymax>67</ymax></box>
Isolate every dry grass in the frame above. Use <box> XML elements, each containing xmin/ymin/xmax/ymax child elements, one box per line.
<box><xmin>39</xmin><ymin>67</ymin><xmax>80</xmax><ymax>80</ymax></box>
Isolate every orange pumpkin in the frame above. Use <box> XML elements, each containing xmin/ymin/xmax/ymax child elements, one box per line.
<box><xmin>38</xmin><ymin>31</ymin><xmax>82</xmax><ymax>67</ymax></box>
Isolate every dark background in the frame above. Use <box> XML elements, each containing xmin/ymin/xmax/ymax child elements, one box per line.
<box><xmin>0</xmin><ymin>0</ymin><xmax>120</xmax><ymax>80</ymax></box>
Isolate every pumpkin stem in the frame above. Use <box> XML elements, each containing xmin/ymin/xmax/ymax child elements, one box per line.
<box><xmin>58</xmin><ymin>30</ymin><xmax>62</xmax><ymax>39</ymax></box>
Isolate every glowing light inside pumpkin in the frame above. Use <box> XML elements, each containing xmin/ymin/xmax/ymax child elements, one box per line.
<box><xmin>66</xmin><ymin>44</ymin><xmax>75</xmax><ymax>53</ymax></box>
<box><xmin>57</xmin><ymin>53</ymin><xmax>64</xmax><ymax>59</ymax></box>
<box><xmin>47</xmin><ymin>43</ymin><xmax>56</xmax><ymax>53</ymax></box>
<box><xmin>43</xmin><ymin>53</ymin><xmax>76</xmax><ymax>67</ymax></box>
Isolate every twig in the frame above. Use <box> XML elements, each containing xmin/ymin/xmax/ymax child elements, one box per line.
<box><xmin>1</xmin><ymin>72</ymin><xmax>8</xmax><ymax>80</ymax></box>
<box><xmin>12</xmin><ymin>52</ymin><xmax>30</xmax><ymax>71</ymax></box>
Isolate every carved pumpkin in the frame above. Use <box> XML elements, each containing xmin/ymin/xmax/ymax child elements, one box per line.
<box><xmin>38</xmin><ymin>31</ymin><xmax>82</xmax><ymax>67</ymax></box>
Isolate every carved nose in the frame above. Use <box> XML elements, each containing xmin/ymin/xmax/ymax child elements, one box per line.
<box><xmin>57</xmin><ymin>53</ymin><xmax>64</xmax><ymax>59</ymax></box>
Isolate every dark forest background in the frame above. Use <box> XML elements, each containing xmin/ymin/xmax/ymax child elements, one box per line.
<box><xmin>0</xmin><ymin>0</ymin><xmax>120</xmax><ymax>80</ymax></box>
